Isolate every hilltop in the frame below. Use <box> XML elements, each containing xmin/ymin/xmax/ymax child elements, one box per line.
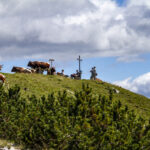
<box><xmin>3</xmin><ymin>73</ymin><xmax>150</xmax><ymax>119</ymax></box>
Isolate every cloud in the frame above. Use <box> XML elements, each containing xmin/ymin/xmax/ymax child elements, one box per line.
<box><xmin>0</xmin><ymin>0</ymin><xmax>150</xmax><ymax>61</ymax></box>
<box><xmin>114</xmin><ymin>72</ymin><xmax>150</xmax><ymax>97</ymax></box>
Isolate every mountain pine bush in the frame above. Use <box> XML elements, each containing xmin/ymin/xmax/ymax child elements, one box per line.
<box><xmin>0</xmin><ymin>84</ymin><xmax>150</xmax><ymax>149</ymax></box>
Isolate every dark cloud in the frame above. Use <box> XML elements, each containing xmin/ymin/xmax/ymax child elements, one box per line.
<box><xmin>125</xmin><ymin>5</ymin><xmax>150</xmax><ymax>37</ymax></box>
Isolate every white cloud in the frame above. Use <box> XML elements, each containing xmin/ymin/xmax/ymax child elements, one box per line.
<box><xmin>0</xmin><ymin>0</ymin><xmax>150</xmax><ymax>61</ymax></box>
<box><xmin>128</xmin><ymin>0</ymin><xmax>150</xmax><ymax>7</ymax></box>
<box><xmin>114</xmin><ymin>72</ymin><xmax>150</xmax><ymax>97</ymax></box>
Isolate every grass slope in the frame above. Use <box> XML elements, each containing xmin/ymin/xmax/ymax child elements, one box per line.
<box><xmin>3</xmin><ymin>73</ymin><xmax>150</xmax><ymax>119</ymax></box>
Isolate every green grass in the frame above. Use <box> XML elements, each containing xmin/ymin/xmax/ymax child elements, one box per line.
<box><xmin>3</xmin><ymin>73</ymin><xmax>150</xmax><ymax>119</ymax></box>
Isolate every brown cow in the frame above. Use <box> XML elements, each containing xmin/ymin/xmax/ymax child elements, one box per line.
<box><xmin>11</xmin><ymin>67</ymin><xmax>32</xmax><ymax>73</ymax></box>
<box><xmin>28</xmin><ymin>61</ymin><xmax>50</xmax><ymax>70</ymax></box>
<box><xmin>0</xmin><ymin>74</ymin><xmax>5</xmax><ymax>83</ymax></box>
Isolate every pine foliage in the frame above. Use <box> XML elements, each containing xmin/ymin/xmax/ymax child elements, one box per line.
<box><xmin>0</xmin><ymin>84</ymin><xmax>150</xmax><ymax>149</ymax></box>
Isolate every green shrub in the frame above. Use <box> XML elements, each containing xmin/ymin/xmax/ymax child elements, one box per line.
<box><xmin>0</xmin><ymin>84</ymin><xmax>150</xmax><ymax>149</ymax></box>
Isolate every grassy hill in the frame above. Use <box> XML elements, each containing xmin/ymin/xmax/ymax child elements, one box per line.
<box><xmin>1</xmin><ymin>72</ymin><xmax>150</xmax><ymax>149</ymax></box>
<box><xmin>3</xmin><ymin>73</ymin><xmax>150</xmax><ymax>119</ymax></box>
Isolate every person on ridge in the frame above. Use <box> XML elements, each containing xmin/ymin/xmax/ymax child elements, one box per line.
<box><xmin>90</xmin><ymin>66</ymin><xmax>97</xmax><ymax>80</ymax></box>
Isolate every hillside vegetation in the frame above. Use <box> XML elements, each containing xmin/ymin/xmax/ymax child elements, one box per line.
<box><xmin>3</xmin><ymin>73</ymin><xmax>150</xmax><ymax>119</ymax></box>
<box><xmin>0</xmin><ymin>79</ymin><xmax>150</xmax><ymax>149</ymax></box>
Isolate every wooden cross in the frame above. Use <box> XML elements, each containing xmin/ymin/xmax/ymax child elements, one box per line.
<box><xmin>77</xmin><ymin>56</ymin><xmax>83</xmax><ymax>79</ymax></box>
<box><xmin>77</xmin><ymin>55</ymin><xmax>82</xmax><ymax>73</ymax></box>
<box><xmin>49</xmin><ymin>59</ymin><xmax>55</xmax><ymax>68</ymax></box>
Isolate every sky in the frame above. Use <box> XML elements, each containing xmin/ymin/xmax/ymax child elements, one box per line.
<box><xmin>1</xmin><ymin>0</ymin><xmax>150</xmax><ymax>97</ymax></box>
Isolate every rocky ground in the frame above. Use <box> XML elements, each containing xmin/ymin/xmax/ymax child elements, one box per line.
<box><xmin>0</xmin><ymin>140</ymin><xmax>21</xmax><ymax>150</ymax></box>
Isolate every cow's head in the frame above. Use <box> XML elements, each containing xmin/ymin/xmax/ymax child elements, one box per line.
<box><xmin>11</xmin><ymin>67</ymin><xmax>16</xmax><ymax>72</ymax></box>
<box><xmin>28</xmin><ymin>61</ymin><xmax>32</xmax><ymax>67</ymax></box>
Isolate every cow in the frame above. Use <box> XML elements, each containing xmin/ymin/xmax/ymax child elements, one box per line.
<box><xmin>47</xmin><ymin>67</ymin><xmax>56</xmax><ymax>75</ymax></box>
<box><xmin>11</xmin><ymin>67</ymin><xmax>32</xmax><ymax>74</ymax></box>
<box><xmin>28</xmin><ymin>68</ymin><xmax>36</xmax><ymax>73</ymax></box>
<box><xmin>28</xmin><ymin>61</ymin><xmax>50</xmax><ymax>70</ymax></box>
<box><xmin>0</xmin><ymin>74</ymin><xmax>5</xmax><ymax>84</ymax></box>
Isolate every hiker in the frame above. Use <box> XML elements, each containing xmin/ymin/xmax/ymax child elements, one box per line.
<box><xmin>90</xmin><ymin>66</ymin><xmax>97</xmax><ymax>80</ymax></box>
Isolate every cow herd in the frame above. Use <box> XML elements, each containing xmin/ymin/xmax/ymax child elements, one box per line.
<box><xmin>11</xmin><ymin>67</ymin><xmax>35</xmax><ymax>74</ymax></box>
<box><xmin>11</xmin><ymin>61</ymin><xmax>81</xmax><ymax>79</ymax></box>
<box><xmin>0</xmin><ymin>61</ymin><xmax>82</xmax><ymax>84</ymax></box>
<box><xmin>11</xmin><ymin>61</ymin><xmax>50</xmax><ymax>74</ymax></box>
<box><xmin>0</xmin><ymin>60</ymin><xmax>102</xmax><ymax>84</ymax></box>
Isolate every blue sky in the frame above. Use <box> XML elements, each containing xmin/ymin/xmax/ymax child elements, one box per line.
<box><xmin>1</xmin><ymin>0</ymin><xmax>150</xmax><ymax>97</ymax></box>
<box><xmin>114</xmin><ymin>0</ymin><xmax>125</xmax><ymax>6</ymax></box>
<box><xmin>2</xmin><ymin>55</ymin><xmax>150</xmax><ymax>82</ymax></box>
